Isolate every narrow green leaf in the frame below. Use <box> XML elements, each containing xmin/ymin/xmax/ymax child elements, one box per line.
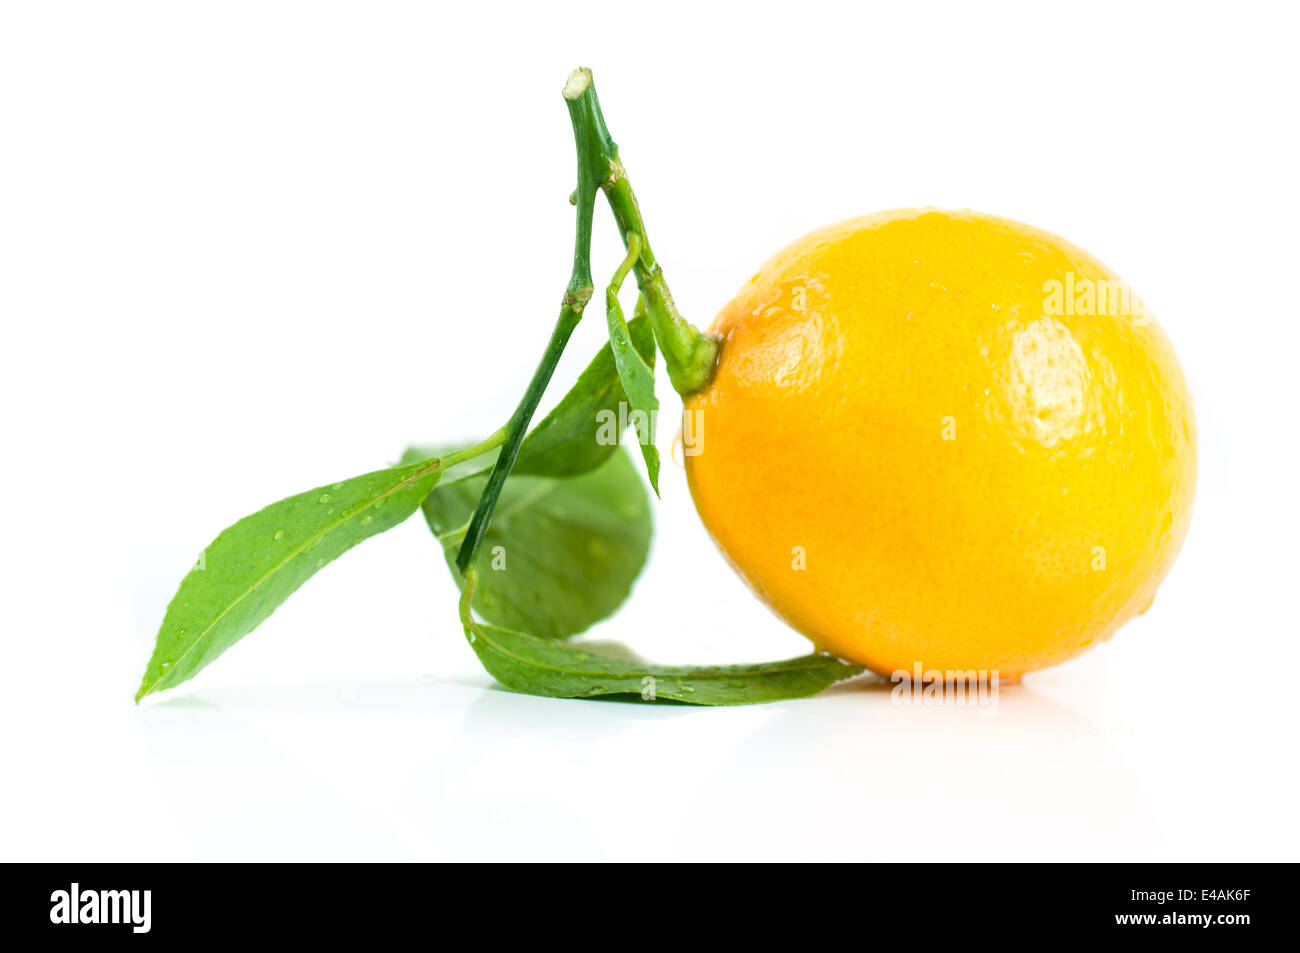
<box><xmin>421</xmin><ymin>447</ymin><xmax>651</xmax><ymax>639</ymax></box>
<box><xmin>512</xmin><ymin>313</ymin><xmax>656</xmax><ymax>477</ymax></box>
<box><xmin>467</xmin><ymin>624</ymin><xmax>865</xmax><ymax>705</ymax></box>
<box><xmin>135</xmin><ymin>457</ymin><xmax>446</xmax><ymax>701</ymax></box>
<box><xmin>605</xmin><ymin>294</ymin><xmax>660</xmax><ymax>494</ymax></box>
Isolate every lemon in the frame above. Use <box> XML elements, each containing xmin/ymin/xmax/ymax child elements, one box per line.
<box><xmin>684</xmin><ymin>209</ymin><xmax>1196</xmax><ymax>680</ymax></box>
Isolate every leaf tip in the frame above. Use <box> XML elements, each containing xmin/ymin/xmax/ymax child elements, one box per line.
<box><xmin>134</xmin><ymin>663</ymin><xmax>162</xmax><ymax>703</ymax></box>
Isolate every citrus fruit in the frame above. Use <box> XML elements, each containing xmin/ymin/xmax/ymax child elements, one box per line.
<box><xmin>683</xmin><ymin>209</ymin><xmax>1196</xmax><ymax>680</ymax></box>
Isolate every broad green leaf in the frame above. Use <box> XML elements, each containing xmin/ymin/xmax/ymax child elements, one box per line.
<box><xmin>466</xmin><ymin>623</ymin><xmax>865</xmax><ymax>705</ymax></box>
<box><xmin>512</xmin><ymin>313</ymin><xmax>656</xmax><ymax>477</ymax></box>
<box><xmin>604</xmin><ymin>294</ymin><xmax>660</xmax><ymax>494</ymax></box>
<box><xmin>135</xmin><ymin>457</ymin><xmax>447</xmax><ymax>701</ymax></box>
<box><xmin>421</xmin><ymin>447</ymin><xmax>651</xmax><ymax>639</ymax></box>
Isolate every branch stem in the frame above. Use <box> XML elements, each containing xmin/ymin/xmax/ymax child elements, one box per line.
<box><xmin>453</xmin><ymin>72</ymin><xmax>603</xmax><ymax>573</ymax></box>
<box><xmin>453</xmin><ymin>67</ymin><xmax>716</xmax><ymax>573</ymax></box>
<box><xmin>568</xmin><ymin>68</ymin><xmax>719</xmax><ymax>395</ymax></box>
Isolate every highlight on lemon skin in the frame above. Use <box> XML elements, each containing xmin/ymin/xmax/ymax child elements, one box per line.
<box><xmin>684</xmin><ymin>208</ymin><xmax>1196</xmax><ymax>680</ymax></box>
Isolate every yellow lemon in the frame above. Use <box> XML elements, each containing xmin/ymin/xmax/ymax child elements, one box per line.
<box><xmin>684</xmin><ymin>209</ymin><xmax>1196</xmax><ymax>680</ymax></box>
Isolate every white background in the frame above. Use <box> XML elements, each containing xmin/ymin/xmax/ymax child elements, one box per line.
<box><xmin>3</xmin><ymin>2</ymin><xmax>1297</xmax><ymax>861</ymax></box>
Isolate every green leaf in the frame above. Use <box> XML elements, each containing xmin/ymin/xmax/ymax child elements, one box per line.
<box><xmin>512</xmin><ymin>313</ymin><xmax>656</xmax><ymax>477</ymax></box>
<box><xmin>605</xmin><ymin>294</ymin><xmax>660</xmax><ymax>494</ymax></box>
<box><xmin>466</xmin><ymin>623</ymin><xmax>865</xmax><ymax>705</ymax></box>
<box><xmin>135</xmin><ymin>456</ymin><xmax>447</xmax><ymax>701</ymax></box>
<box><xmin>421</xmin><ymin>447</ymin><xmax>651</xmax><ymax>639</ymax></box>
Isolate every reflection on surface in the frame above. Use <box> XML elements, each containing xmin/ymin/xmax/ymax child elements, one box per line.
<box><xmin>133</xmin><ymin>673</ymin><xmax>1166</xmax><ymax>860</ymax></box>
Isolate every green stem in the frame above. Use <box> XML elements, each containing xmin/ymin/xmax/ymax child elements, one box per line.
<box><xmin>437</xmin><ymin>428</ymin><xmax>508</xmax><ymax>470</ymax></box>
<box><xmin>454</xmin><ymin>72</ymin><xmax>603</xmax><ymax>574</ymax></box>
<box><xmin>566</xmin><ymin>67</ymin><xmax>719</xmax><ymax>395</ymax></box>
<box><xmin>455</xmin><ymin>67</ymin><xmax>716</xmax><ymax>572</ymax></box>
